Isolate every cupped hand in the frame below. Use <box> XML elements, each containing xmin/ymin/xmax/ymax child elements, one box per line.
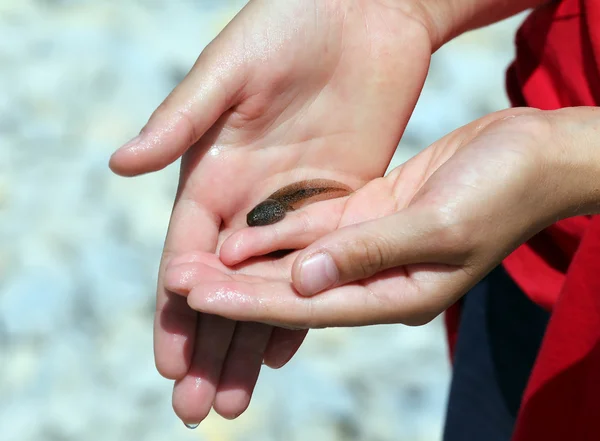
<box><xmin>166</xmin><ymin>108</ymin><xmax>587</xmax><ymax>329</ymax></box>
<box><xmin>108</xmin><ymin>0</ymin><xmax>434</xmax><ymax>426</ymax></box>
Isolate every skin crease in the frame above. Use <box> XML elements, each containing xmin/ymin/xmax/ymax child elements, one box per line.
<box><xmin>246</xmin><ymin>179</ymin><xmax>353</xmax><ymax>226</ymax></box>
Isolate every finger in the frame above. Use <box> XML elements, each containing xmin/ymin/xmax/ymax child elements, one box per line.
<box><xmin>219</xmin><ymin>199</ymin><xmax>346</xmax><ymax>266</ymax></box>
<box><xmin>163</xmin><ymin>259</ymin><xmax>230</xmax><ymax>298</ymax></box>
<box><xmin>158</xmin><ymin>235</ymin><xmax>238</xmax><ymax>425</ymax></box>
<box><xmin>154</xmin><ymin>198</ymin><xmax>220</xmax><ymax>380</ymax></box>
<box><xmin>164</xmin><ymin>259</ymin><xmax>302</xmax><ymax>414</ymax></box>
<box><xmin>162</xmin><ymin>254</ymin><xmax>293</xmax><ymax>421</ymax></box>
<box><xmin>109</xmin><ymin>43</ymin><xmax>241</xmax><ymax>177</ymax></box>
<box><xmin>172</xmin><ymin>314</ymin><xmax>236</xmax><ymax>425</ymax></box>
<box><xmin>185</xmin><ymin>266</ymin><xmax>467</xmax><ymax>328</ymax></box>
<box><xmin>213</xmin><ymin>322</ymin><xmax>272</xmax><ymax>419</ymax></box>
<box><xmin>164</xmin><ymin>259</ymin><xmax>274</xmax><ymax>298</ymax></box>
<box><xmin>289</xmin><ymin>206</ymin><xmax>469</xmax><ymax>296</ymax></box>
<box><xmin>263</xmin><ymin>327</ymin><xmax>308</xmax><ymax>369</ymax></box>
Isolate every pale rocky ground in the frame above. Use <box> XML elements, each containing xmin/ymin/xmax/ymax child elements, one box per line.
<box><xmin>1</xmin><ymin>1</ymin><xmax>524</xmax><ymax>440</ymax></box>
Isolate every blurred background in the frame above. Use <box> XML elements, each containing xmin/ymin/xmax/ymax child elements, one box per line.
<box><xmin>0</xmin><ymin>1</ymin><xmax>526</xmax><ymax>440</ymax></box>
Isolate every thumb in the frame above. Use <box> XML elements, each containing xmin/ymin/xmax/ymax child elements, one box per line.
<box><xmin>291</xmin><ymin>206</ymin><xmax>466</xmax><ymax>296</ymax></box>
<box><xmin>109</xmin><ymin>43</ymin><xmax>241</xmax><ymax>177</ymax></box>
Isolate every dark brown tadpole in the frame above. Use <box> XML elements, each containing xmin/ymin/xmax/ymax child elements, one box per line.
<box><xmin>246</xmin><ymin>179</ymin><xmax>353</xmax><ymax>227</ymax></box>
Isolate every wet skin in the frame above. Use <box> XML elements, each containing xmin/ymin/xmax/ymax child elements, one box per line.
<box><xmin>246</xmin><ymin>179</ymin><xmax>353</xmax><ymax>227</ymax></box>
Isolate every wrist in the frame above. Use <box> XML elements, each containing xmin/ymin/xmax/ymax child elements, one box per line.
<box><xmin>543</xmin><ymin>107</ymin><xmax>600</xmax><ymax>218</ymax></box>
<box><xmin>400</xmin><ymin>0</ymin><xmax>549</xmax><ymax>51</ymax></box>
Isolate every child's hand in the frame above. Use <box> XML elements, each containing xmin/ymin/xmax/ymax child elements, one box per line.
<box><xmin>109</xmin><ymin>0</ymin><xmax>433</xmax><ymax>426</ymax></box>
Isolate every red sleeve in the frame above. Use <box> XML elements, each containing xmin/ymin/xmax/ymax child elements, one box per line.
<box><xmin>502</xmin><ymin>1</ymin><xmax>600</xmax><ymax>439</ymax></box>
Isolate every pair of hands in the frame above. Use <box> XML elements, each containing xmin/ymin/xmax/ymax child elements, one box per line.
<box><xmin>109</xmin><ymin>0</ymin><xmax>581</xmax><ymax>426</ymax></box>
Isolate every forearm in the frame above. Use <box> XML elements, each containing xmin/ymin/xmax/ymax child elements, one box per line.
<box><xmin>407</xmin><ymin>0</ymin><xmax>550</xmax><ymax>51</ymax></box>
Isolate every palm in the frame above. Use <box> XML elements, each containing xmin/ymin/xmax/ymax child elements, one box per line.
<box><xmin>187</xmin><ymin>0</ymin><xmax>431</xmax><ymax>188</ymax></box>
<box><xmin>170</xmin><ymin>111</ymin><xmax>544</xmax><ymax>330</ymax></box>
<box><xmin>166</xmin><ymin>143</ymin><xmax>445</xmax><ymax>333</ymax></box>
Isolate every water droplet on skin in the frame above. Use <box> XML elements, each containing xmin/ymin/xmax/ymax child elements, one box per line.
<box><xmin>185</xmin><ymin>422</ymin><xmax>200</xmax><ymax>429</ymax></box>
<box><xmin>208</xmin><ymin>145</ymin><xmax>222</xmax><ymax>156</ymax></box>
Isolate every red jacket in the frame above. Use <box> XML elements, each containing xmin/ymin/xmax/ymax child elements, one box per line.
<box><xmin>447</xmin><ymin>1</ymin><xmax>600</xmax><ymax>439</ymax></box>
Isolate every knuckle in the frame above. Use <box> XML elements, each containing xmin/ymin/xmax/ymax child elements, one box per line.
<box><xmin>430</xmin><ymin>209</ymin><xmax>472</xmax><ymax>255</ymax></box>
<box><xmin>174</xmin><ymin>108</ymin><xmax>200</xmax><ymax>147</ymax></box>
<box><xmin>343</xmin><ymin>235</ymin><xmax>388</xmax><ymax>279</ymax></box>
<box><xmin>498</xmin><ymin>109</ymin><xmax>551</xmax><ymax>135</ymax></box>
<box><xmin>147</xmin><ymin>98</ymin><xmax>200</xmax><ymax>148</ymax></box>
<box><xmin>298</xmin><ymin>301</ymin><xmax>322</xmax><ymax>329</ymax></box>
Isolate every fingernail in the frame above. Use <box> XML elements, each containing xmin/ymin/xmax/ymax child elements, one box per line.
<box><xmin>298</xmin><ymin>252</ymin><xmax>338</xmax><ymax>296</ymax></box>
<box><xmin>184</xmin><ymin>422</ymin><xmax>200</xmax><ymax>429</ymax></box>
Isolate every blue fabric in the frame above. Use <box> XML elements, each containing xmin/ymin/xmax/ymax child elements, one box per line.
<box><xmin>442</xmin><ymin>265</ymin><xmax>550</xmax><ymax>441</ymax></box>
